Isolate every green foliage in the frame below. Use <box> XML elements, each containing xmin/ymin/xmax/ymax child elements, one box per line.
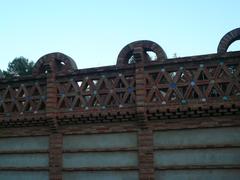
<box><xmin>0</xmin><ymin>70</ymin><xmax>4</xmax><ymax>78</ymax></box>
<box><xmin>1</xmin><ymin>57</ymin><xmax>34</xmax><ymax>79</ymax></box>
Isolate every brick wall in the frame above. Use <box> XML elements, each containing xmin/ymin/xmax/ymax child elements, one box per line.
<box><xmin>0</xmin><ymin>28</ymin><xmax>240</xmax><ymax>179</ymax></box>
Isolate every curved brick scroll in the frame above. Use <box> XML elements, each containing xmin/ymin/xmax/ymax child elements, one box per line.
<box><xmin>217</xmin><ymin>28</ymin><xmax>240</xmax><ymax>53</ymax></box>
<box><xmin>117</xmin><ymin>40</ymin><xmax>167</xmax><ymax>66</ymax></box>
<box><xmin>32</xmin><ymin>52</ymin><xmax>77</xmax><ymax>76</ymax></box>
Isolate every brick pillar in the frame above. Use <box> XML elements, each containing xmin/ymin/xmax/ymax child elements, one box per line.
<box><xmin>134</xmin><ymin>47</ymin><xmax>155</xmax><ymax>180</ymax></box>
<box><xmin>45</xmin><ymin>59</ymin><xmax>62</xmax><ymax>179</ymax></box>
<box><xmin>49</xmin><ymin>133</ymin><xmax>63</xmax><ymax>180</ymax></box>
<box><xmin>138</xmin><ymin>129</ymin><xmax>154</xmax><ymax>180</ymax></box>
<box><xmin>46</xmin><ymin>61</ymin><xmax>58</xmax><ymax>130</ymax></box>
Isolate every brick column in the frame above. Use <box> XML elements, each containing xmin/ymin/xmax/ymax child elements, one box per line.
<box><xmin>138</xmin><ymin>129</ymin><xmax>154</xmax><ymax>180</ymax></box>
<box><xmin>45</xmin><ymin>59</ymin><xmax>62</xmax><ymax>179</ymax></box>
<box><xmin>49</xmin><ymin>133</ymin><xmax>63</xmax><ymax>180</ymax></box>
<box><xmin>134</xmin><ymin>47</ymin><xmax>155</xmax><ymax>180</ymax></box>
<box><xmin>46</xmin><ymin>61</ymin><xmax>58</xmax><ymax>130</ymax></box>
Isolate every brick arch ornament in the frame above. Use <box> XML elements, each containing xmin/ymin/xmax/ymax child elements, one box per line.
<box><xmin>217</xmin><ymin>28</ymin><xmax>240</xmax><ymax>53</ymax></box>
<box><xmin>32</xmin><ymin>52</ymin><xmax>77</xmax><ymax>76</ymax></box>
<box><xmin>117</xmin><ymin>40</ymin><xmax>167</xmax><ymax>66</ymax></box>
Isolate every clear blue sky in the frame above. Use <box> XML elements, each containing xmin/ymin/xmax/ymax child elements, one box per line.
<box><xmin>0</xmin><ymin>0</ymin><xmax>239</xmax><ymax>70</ymax></box>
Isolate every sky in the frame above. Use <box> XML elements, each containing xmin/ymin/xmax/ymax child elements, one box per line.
<box><xmin>0</xmin><ymin>0</ymin><xmax>239</xmax><ymax>70</ymax></box>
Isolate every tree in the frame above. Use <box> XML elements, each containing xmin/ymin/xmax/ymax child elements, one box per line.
<box><xmin>173</xmin><ymin>53</ymin><xmax>178</xmax><ymax>58</ymax></box>
<box><xmin>1</xmin><ymin>57</ymin><xmax>34</xmax><ymax>78</ymax></box>
<box><xmin>0</xmin><ymin>70</ymin><xmax>4</xmax><ymax>78</ymax></box>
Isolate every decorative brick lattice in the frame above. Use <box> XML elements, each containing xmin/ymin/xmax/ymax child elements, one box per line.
<box><xmin>0</xmin><ymin>28</ymin><xmax>239</xmax><ymax>128</ymax></box>
<box><xmin>56</xmin><ymin>70</ymin><xmax>136</xmax><ymax>111</ymax></box>
<box><xmin>145</xmin><ymin>59</ymin><xmax>240</xmax><ymax>106</ymax></box>
<box><xmin>0</xmin><ymin>80</ymin><xmax>46</xmax><ymax>115</ymax></box>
